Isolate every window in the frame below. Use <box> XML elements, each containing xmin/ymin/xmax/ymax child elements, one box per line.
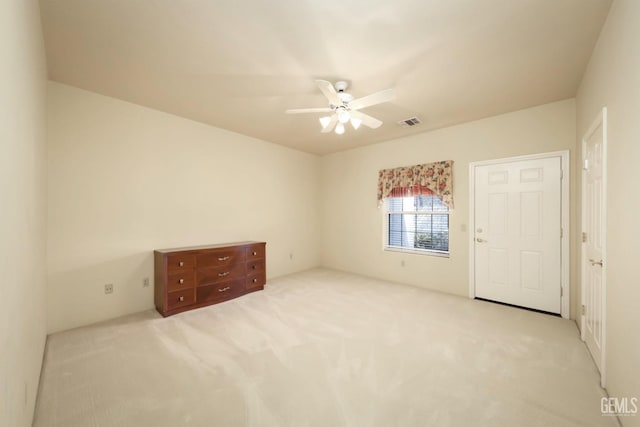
<box><xmin>385</xmin><ymin>194</ymin><xmax>449</xmax><ymax>255</ymax></box>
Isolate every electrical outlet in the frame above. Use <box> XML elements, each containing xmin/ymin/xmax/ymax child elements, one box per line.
<box><xmin>143</xmin><ymin>277</ymin><xmax>150</xmax><ymax>288</ymax></box>
<box><xmin>104</xmin><ymin>283</ymin><xmax>113</xmax><ymax>294</ymax></box>
<box><xmin>401</xmin><ymin>260</ymin><xmax>405</xmax><ymax>267</ymax></box>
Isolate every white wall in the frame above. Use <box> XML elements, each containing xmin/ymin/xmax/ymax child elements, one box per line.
<box><xmin>576</xmin><ymin>0</ymin><xmax>640</xmax><ymax>423</ymax></box>
<box><xmin>0</xmin><ymin>1</ymin><xmax>48</xmax><ymax>426</ymax></box>
<box><xmin>320</xmin><ymin>100</ymin><xmax>577</xmax><ymax>313</ymax></box>
<box><xmin>47</xmin><ymin>82</ymin><xmax>320</xmax><ymax>333</ymax></box>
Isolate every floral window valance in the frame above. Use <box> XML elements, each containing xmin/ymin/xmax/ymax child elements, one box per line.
<box><xmin>377</xmin><ymin>160</ymin><xmax>454</xmax><ymax>208</ymax></box>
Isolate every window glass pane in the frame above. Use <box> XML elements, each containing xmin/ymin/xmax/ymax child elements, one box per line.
<box><xmin>388</xmin><ymin>197</ymin><xmax>404</xmax><ymax>212</ymax></box>
<box><xmin>403</xmin><ymin>196</ymin><xmax>416</xmax><ymax>211</ymax></box>
<box><xmin>415</xmin><ymin>195</ymin><xmax>432</xmax><ymax>211</ymax></box>
<box><xmin>417</xmin><ymin>214</ymin><xmax>449</xmax><ymax>251</ymax></box>
<box><xmin>430</xmin><ymin>195</ymin><xmax>449</xmax><ymax>212</ymax></box>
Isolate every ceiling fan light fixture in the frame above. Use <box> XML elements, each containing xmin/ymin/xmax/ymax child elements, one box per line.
<box><xmin>350</xmin><ymin>117</ymin><xmax>362</xmax><ymax>130</ymax></box>
<box><xmin>335</xmin><ymin>122</ymin><xmax>345</xmax><ymax>135</ymax></box>
<box><xmin>337</xmin><ymin>109</ymin><xmax>350</xmax><ymax>124</ymax></box>
<box><xmin>319</xmin><ymin>116</ymin><xmax>332</xmax><ymax>129</ymax></box>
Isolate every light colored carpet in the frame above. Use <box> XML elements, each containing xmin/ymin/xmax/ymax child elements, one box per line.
<box><xmin>33</xmin><ymin>269</ymin><xmax>616</xmax><ymax>427</ymax></box>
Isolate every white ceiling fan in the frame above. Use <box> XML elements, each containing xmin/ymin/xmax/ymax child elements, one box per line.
<box><xmin>286</xmin><ymin>80</ymin><xmax>395</xmax><ymax>135</ymax></box>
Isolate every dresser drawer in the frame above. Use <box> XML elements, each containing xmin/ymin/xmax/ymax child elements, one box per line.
<box><xmin>167</xmin><ymin>254</ymin><xmax>195</xmax><ymax>273</ymax></box>
<box><xmin>196</xmin><ymin>263</ymin><xmax>246</xmax><ymax>287</ymax></box>
<box><xmin>167</xmin><ymin>271</ymin><xmax>195</xmax><ymax>293</ymax></box>
<box><xmin>246</xmin><ymin>271</ymin><xmax>266</xmax><ymax>290</ymax></box>
<box><xmin>196</xmin><ymin>247</ymin><xmax>244</xmax><ymax>268</ymax></box>
<box><xmin>246</xmin><ymin>259</ymin><xmax>265</xmax><ymax>274</ymax></box>
<box><xmin>166</xmin><ymin>289</ymin><xmax>195</xmax><ymax>311</ymax></box>
<box><xmin>246</xmin><ymin>243</ymin><xmax>265</xmax><ymax>260</ymax></box>
<box><xmin>196</xmin><ymin>280</ymin><xmax>243</xmax><ymax>305</ymax></box>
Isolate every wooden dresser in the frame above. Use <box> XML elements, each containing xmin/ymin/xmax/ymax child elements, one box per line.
<box><xmin>154</xmin><ymin>241</ymin><xmax>266</xmax><ymax>317</ymax></box>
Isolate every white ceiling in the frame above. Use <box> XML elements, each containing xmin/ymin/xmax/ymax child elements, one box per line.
<box><xmin>39</xmin><ymin>0</ymin><xmax>612</xmax><ymax>155</ymax></box>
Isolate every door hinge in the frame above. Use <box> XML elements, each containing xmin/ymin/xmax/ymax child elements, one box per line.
<box><xmin>582</xmin><ymin>232</ymin><xmax>587</xmax><ymax>243</ymax></box>
<box><xmin>560</xmin><ymin>288</ymin><xmax>564</xmax><ymax>297</ymax></box>
<box><xmin>560</xmin><ymin>228</ymin><xmax>563</xmax><ymax>238</ymax></box>
<box><xmin>581</xmin><ymin>305</ymin><xmax>586</xmax><ymax>315</ymax></box>
<box><xmin>560</xmin><ymin>169</ymin><xmax>564</xmax><ymax>180</ymax></box>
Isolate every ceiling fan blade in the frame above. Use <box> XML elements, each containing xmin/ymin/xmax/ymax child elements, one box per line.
<box><xmin>349</xmin><ymin>110</ymin><xmax>383</xmax><ymax>129</ymax></box>
<box><xmin>316</xmin><ymin>80</ymin><xmax>341</xmax><ymax>106</ymax></box>
<box><xmin>286</xmin><ymin>107</ymin><xmax>333</xmax><ymax>114</ymax></box>
<box><xmin>321</xmin><ymin>114</ymin><xmax>338</xmax><ymax>133</ymax></box>
<box><xmin>349</xmin><ymin>88</ymin><xmax>395</xmax><ymax>110</ymax></box>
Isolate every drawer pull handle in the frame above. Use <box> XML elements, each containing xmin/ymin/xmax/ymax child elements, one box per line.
<box><xmin>218</xmin><ymin>271</ymin><xmax>230</xmax><ymax>277</ymax></box>
<box><xmin>253</xmin><ymin>278</ymin><xmax>258</xmax><ymax>283</ymax></box>
<box><xmin>218</xmin><ymin>256</ymin><xmax>230</xmax><ymax>261</ymax></box>
<box><xmin>179</xmin><ymin>296</ymin><xmax>185</xmax><ymax>302</ymax></box>
<box><xmin>252</xmin><ymin>265</ymin><xmax>256</xmax><ymax>270</ymax></box>
<box><xmin>252</xmin><ymin>251</ymin><xmax>257</xmax><ymax>256</ymax></box>
<box><xmin>218</xmin><ymin>286</ymin><xmax>230</xmax><ymax>292</ymax></box>
<box><xmin>179</xmin><ymin>278</ymin><xmax>184</xmax><ymax>284</ymax></box>
<box><xmin>179</xmin><ymin>261</ymin><xmax>184</xmax><ymax>267</ymax></box>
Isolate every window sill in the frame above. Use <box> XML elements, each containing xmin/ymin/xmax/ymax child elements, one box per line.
<box><xmin>384</xmin><ymin>246</ymin><xmax>450</xmax><ymax>258</ymax></box>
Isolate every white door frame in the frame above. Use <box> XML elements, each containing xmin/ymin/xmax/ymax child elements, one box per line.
<box><xmin>581</xmin><ymin>107</ymin><xmax>607</xmax><ymax>388</ymax></box>
<box><xmin>468</xmin><ymin>150</ymin><xmax>570</xmax><ymax>318</ymax></box>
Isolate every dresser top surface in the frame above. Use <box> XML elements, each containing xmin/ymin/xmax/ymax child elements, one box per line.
<box><xmin>155</xmin><ymin>241</ymin><xmax>265</xmax><ymax>254</ymax></box>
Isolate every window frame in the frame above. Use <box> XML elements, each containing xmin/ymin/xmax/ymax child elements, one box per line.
<box><xmin>382</xmin><ymin>195</ymin><xmax>450</xmax><ymax>258</ymax></box>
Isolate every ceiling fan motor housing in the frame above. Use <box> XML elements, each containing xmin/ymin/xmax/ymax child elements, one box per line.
<box><xmin>335</xmin><ymin>81</ymin><xmax>354</xmax><ymax>104</ymax></box>
<box><xmin>334</xmin><ymin>81</ymin><xmax>348</xmax><ymax>92</ymax></box>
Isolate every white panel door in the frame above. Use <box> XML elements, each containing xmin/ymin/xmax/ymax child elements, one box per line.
<box><xmin>474</xmin><ymin>157</ymin><xmax>562</xmax><ymax>313</ymax></box>
<box><xmin>582</xmin><ymin>112</ymin><xmax>606</xmax><ymax>381</ymax></box>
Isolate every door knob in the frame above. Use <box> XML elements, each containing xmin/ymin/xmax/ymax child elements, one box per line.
<box><xmin>589</xmin><ymin>259</ymin><xmax>604</xmax><ymax>267</ymax></box>
<box><xmin>476</xmin><ymin>238</ymin><xmax>487</xmax><ymax>243</ymax></box>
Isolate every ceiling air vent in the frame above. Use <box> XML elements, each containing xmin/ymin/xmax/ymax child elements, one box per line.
<box><xmin>398</xmin><ymin>117</ymin><xmax>422</xmax><ymax>127</ymax></box>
